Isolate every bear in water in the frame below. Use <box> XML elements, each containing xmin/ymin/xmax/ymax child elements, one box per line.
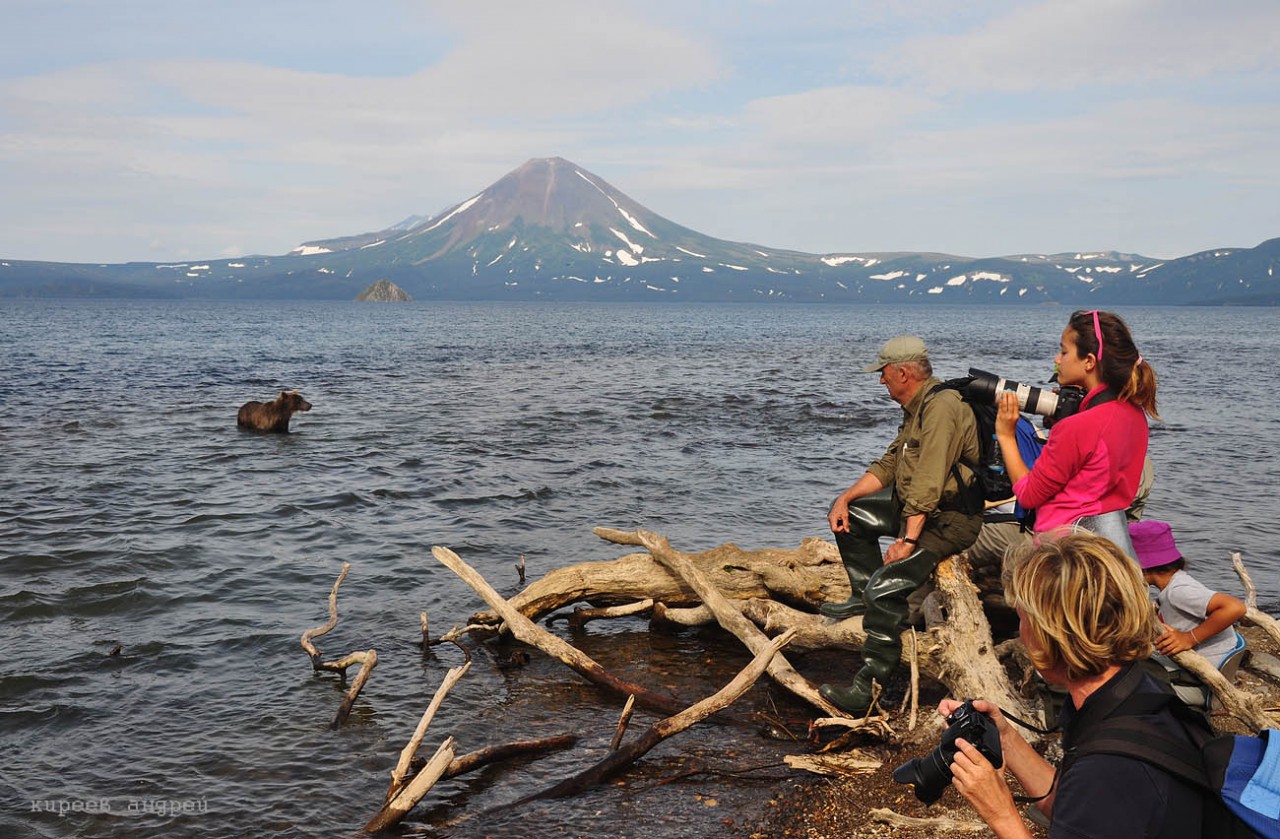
<box><xmin>237</xmin><ymin>390</ymin><xmax>312</xmax><ymax>433</ymax></box>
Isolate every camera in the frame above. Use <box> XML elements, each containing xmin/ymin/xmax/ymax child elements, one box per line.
<box><xmin>963</xmin><ymin>368</ymin><xmax>1085</xmax><ymax>425</ymax></box>
<box><xmin>892</xmin><ymin>700</ymin><xmax>1004</xmax><ymax>804</ymax></box>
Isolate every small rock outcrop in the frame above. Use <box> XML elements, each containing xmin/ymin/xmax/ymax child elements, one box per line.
<box><xmin>355</xmin><ymin>280</ymin><xmax>412</xmax><ymax>302</ymax></box>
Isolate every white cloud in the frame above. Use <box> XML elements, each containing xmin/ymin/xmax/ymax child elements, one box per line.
<box><xmin>0</xmin><ymin>0</ymin><xmax>1277</xmax><ymax>262</ymax></box>
<box><xmin>882</xmin><ymin>0</ymin><xmax>1280</xmax><ymax>92</ymax></box>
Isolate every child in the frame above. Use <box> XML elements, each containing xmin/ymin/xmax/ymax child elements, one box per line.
<box><xmin>1130</xmin><ymin>519</ymin><xmax>1247</xmax><ymax>667</ymax></box>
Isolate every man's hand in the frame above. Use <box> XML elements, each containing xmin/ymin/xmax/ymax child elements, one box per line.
<box><xmin>828</xmin><ymin>498</ymin><xmax>850</xmax><ymax>534</ymax></box>
<box><xmin>883</xmin><ymin>539</ymin><xmax>913</xmax><ymax>564</ymax></box>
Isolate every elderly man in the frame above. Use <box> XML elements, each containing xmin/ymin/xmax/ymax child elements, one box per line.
<box><xmin>819</xmin><ymin>335</ymin><xmax>983</xmax><ymax>714</ymax></box>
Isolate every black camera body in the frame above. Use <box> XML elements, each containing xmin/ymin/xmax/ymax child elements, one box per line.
<box><xmin>892</xmin><ymin>700</ymin><xmax>1004</xmax><ymax>804</ymax></box>
<box><xmin>963</xmin><ymin>368</ymin><xmax>1085</xmax><ymax>426</ymax></box>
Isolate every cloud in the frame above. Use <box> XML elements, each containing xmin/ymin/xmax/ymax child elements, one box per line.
<box><xmin>881</xmin><ymin>0</ymin><xmax>1280</xmax><ymax>93</ymax></box>
<box><xmin>0</xmin><ymin>0</ymin><xmax>726</xmax><ymax>260</ymax></box>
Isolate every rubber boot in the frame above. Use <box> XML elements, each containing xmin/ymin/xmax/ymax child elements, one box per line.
<box><xmin>820</xmin><ymin>546</ymin><xmax>939</xmax><ymax>714</ymax></box>
<box><xmin>819</xmin><ymin>488</ymin><xmax>898</xmax><ymax>619</ymax></box>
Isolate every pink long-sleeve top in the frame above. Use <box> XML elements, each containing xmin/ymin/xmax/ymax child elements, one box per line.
<box><xmin>1013</xmin><ymin>386</ymin><xmax>1149</xmax><ymax>532</ymax></box>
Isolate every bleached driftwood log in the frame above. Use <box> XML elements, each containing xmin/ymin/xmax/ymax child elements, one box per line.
<box><xmin>1234</xmin><ymin>550</ymin><xmax>1280</xmax><ymax>648</ymax></box>
<box><xmin>365</xmin><ymin>738</ymin><xmax>457</xmax><ymax>833</ymax></box>
<box><xmin>386</xmin><ymin>661</ymin><xmax>472</xmax><ymax>802</ymax></box>
<box><xmin>366</xmin><ymin>737</ymin><xmax>581</xmax><ymax>835</ymax></box>
<box><xmin>784</xmin><ymin>749</ymin><xmax>882</xmax><ymax>778</ymax></box>
<box><xmin>474</xmin><ymin>536</ymin><xmax>844</xmax><ymax>623</ymax></box>
<box><xmin>869</xmin><ymin>808</ymin><xmax>986</xmax><ymax>833</ymax></box>
<box><xmin>462</xmin><ymin>530</ymin><xmax>1039</xmax><ymax>732</ymax></box>
<box><xmin>600</xmin><ymin>531</ymin><xmax>1038</xmax><ymax>728</ymax></box>
<box><xmin>514</xmin><ymin>628</ymin><xmax>797</xmax><ymax>802</ymax></box>
<box><xmin>547</xmin><ymin>599</ymin><xmax>655</xmax><ymax>631</ymax></box>
<box><xmin>433</xmin><ymin>546</ymin><xmax>693</xmax><ymax>716</ymax></box>
<box><xmin>300</xmin><ymin>562</ymin><xmax>379</xmax><ymax>729</ymax></box>
<box><xmin>595</xmin><ymin>528</ymin><xmax>848</xmax><ymax>717</ymax></box>
<box><xmin>1170</xmin><ymin>648</ymin><xmax>1279</xmax><ymax>731</ymax></box>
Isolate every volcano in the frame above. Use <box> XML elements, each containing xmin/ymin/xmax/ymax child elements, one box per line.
<box><xmin>2</xmin><ymin>156</ymin><xmax>1277</xmax><ymax>304</ymax></box>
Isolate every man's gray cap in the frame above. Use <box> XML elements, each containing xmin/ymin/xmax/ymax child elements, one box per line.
<box><xmin>863</xmin><ymin>334</ymin><xmax>930</xmax><ymax>373</ymax></box>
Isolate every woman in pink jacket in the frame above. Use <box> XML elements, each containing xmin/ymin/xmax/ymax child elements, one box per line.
<box><xmin>995</xmin><ymin>310</ymin><xmax>1159</xmax><ymax>556</ymax></box>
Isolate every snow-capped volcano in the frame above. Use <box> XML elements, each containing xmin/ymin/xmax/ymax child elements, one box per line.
<box><xmin>2</xmin><ymin>156</ymin><xmax>1277</xmax><ymax>304</ymax></box>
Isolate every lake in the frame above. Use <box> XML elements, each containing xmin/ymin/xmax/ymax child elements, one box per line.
<box><xmin>2</xmin><ymin>301</ymin><xmax>1277</xmax><ymax>838</ymax></box>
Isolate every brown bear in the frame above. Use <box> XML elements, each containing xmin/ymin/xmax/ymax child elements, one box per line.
<box><xmin>237</xmin><ymin>390</ymin><xmax>312</xmax><ymax>433</ymax></box>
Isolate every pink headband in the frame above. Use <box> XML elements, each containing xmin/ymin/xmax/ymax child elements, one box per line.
<box><xmin>1083</xmin><ymin>310</ymin><xmax>1144</xmax><ymax>368</ymax></box>
<box><xmin>1089</xmin><ymin>310</ymin><xmax>1104</xmax><ymax>361</ymax></box>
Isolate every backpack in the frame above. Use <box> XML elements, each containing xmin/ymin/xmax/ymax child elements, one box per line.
<box><xmin>931</xmin><ymin>377</ymin><xmax>1044</xmax><ymax>515</ymax></box>
<box><xmin>1071</xmin><ymin>666</ymin><xmax>1280</xmax><ymax>838</ymax></box>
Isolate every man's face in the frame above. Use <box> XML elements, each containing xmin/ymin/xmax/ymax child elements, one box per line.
<box><xmin>879</xmin><ymin>363</ymin><xmax>912</xmax><ymax>405</ymax></box>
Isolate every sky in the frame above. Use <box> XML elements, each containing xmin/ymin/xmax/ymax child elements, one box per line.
<box><xmin>4</xmin><ymin>0</ymin><xmax>1279</xmax><ymax>264</ymax></box>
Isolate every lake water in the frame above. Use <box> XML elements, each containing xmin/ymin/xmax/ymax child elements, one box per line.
<box><xmin>2</xmin><ymin>301</ymin><xmax>1277</xmax><ymax>838</ymax></box>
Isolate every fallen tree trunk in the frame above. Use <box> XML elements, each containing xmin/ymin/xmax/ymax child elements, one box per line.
<box><xmin>591</xmin><ymin>530</ymin><xmax>1038</xmax><ymax>729</ymax></box>
<box><xmin>1170</xmin><ymin>648</ymin><xmax>1279</xmax><ymax>731</ymax></box>
<box><xmin>472</xmin><ymin>537</ymin><xmax>844</xmax><ymax>624</ymax></box>
<box><xmin>596</xmin><ymin>528</ymin><xmax>847</xmax><ymax>717</ymax></box>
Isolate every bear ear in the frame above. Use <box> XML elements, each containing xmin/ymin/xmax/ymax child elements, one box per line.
<box><xmin>292</xmin><ymin>388</ymin><xmax>299</xmax><ymax>394</ymax></box>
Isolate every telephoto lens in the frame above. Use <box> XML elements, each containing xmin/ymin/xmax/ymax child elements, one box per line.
<box><xmin>964</xmin><ymin>368</ymin><xmax>1085</xmax><ymax>425</ymax></box>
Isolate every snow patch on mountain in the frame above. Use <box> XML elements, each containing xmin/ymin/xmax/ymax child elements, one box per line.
<box><xmin>575</xmin><ymin>169</ymin><xmax>655</xmax><ymax>239</ymax></box>
<box><xmin>413</xmin><ymin>194</ymin><xmax>482</xmax><ymax>236</ymax></box>
<box><xmin>609</xmin><ymin>228</ymin><xmax>644</xmax><ymax>254</ymax></box>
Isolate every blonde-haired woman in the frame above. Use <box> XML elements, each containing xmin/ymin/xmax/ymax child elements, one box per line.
<box><xmin>937</xmin><ymin>534</ymin><xmax>1203</xmax><ymax>839</ymax></box>
<box><xmin>995</xmin><ymin>310</ymin><xmax>1158</xmax><ymax>556</ymax></box>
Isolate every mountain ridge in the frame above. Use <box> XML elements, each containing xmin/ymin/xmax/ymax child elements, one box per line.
<box><xmin>3</xmin><ymin>157</ymin><xmax>1277</xmax><ymax>304</ymax></box>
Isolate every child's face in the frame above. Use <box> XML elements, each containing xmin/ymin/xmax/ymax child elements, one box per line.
<box><xmin>1142</xmin><ymin>569</ymin><xmax>1165</xmax><ymax>589</ymax></box>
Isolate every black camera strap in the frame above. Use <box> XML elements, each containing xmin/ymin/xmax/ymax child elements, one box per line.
<box><xmin>999</xmin><ymin>708</ymin><xmax>1063</xmax><ymax>804</ymax></box>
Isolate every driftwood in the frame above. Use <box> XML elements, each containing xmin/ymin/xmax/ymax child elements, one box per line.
<box><xmin>784</xmin><ymin>749</ymin><xmax>882</xmax><ymax>777</ymax></box>
<box><xmin>1235</xmin><ymin>550</ymin><xmax>1280</xmax><ymax>648</ymax></box>
<box><xmin>468</xmin><ymin>530</ymin><xmax>1037</xmax><ymax>731</ymax></box>
<box><xmin>611</xmin><ymin>695</ymin><xmax>637</xmax><ymax>751</ymax></box>
<box><xmin>547</xmin><ymin>599</ymin><xmax>655</xmax><ymax>631</ymax></box>
<box><xmin>869</xmin><ymin>807</ymin><xmax>987</xmax><ymax>833</ymax></box>
<box><xmin>651</xmin><ymin>602</ymin><xmax>714</xmax><ymax>628</ymax></box>
<box><xmin>366</xmin><ymin>736</ymin><xmax>581</xmax><ymax>832</ymax></box>
<box><xmin>473</xmin><ymin>536</ymin><xmax>844</xmax><ymax>624</ymax></box>
<box><xmin>386</xmin><ymin>661</ymin><xmax>472</xmax><ymax>801</ymax></box>
<box><xmin>433</xmin><ymin>546</ymin><xmax>692</xmax><ymax>717</ymax></box>
<box><xmin>595</xmin><ymin>527</ymin><xmax>848</xmax><ymax>717</ymax></box>
<box><xmin>513</xmin><ymin>628</ymin><xmax>797</xmax><ymax>802</ymax></box>
<box><xmin>299</xmin><ymin>562</ymin><xmax>378</xmax><ymax>729</ymax></box>
<box><xmin>1170</xmin><ymin>648</ymin><xmax>1279</xmax><ymax>731</ymax></box>
<box><xmin>367</xmin><ymin>652</ymin><xmax>579</xmax><ymax>833</ymax></box>
<box><xmin>924</xmin><ymin>554</ymin><xmax>1034</xmax><ymax>724</ymax></box>
<box><xmin>365</xmin><ymin>738</ymin><xmax>457</xmax><ymax>833</ymax></box>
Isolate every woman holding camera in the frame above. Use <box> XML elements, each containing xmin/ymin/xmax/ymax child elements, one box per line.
<box><xmin>995</xmin><ymin>310</ymin><xmax>1158</xmax><ymax>551</ymax></box>
<box><xmin>939</xmin><ymin>534</ymin><xmax>1202</xmax><ymax>838</ymax></box>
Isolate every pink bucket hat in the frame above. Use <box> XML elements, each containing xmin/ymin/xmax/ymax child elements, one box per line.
<box><xmin>1129</xmin><ymin>520</ymin><xmax>1183</xmax><ymax>570</ymax></box>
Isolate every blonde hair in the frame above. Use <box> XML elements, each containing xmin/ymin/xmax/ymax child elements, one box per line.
<box><xmin>1005</xmin><ymin>533</ymin><xmax>1155</xmax><ymax>680</ymax></box>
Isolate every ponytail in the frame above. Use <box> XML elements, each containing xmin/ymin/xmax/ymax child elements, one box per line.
<box><xmin>1120</xmin><ymin>358</ymin><xmax>1160</xmax><ymax>421</ymax></box>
